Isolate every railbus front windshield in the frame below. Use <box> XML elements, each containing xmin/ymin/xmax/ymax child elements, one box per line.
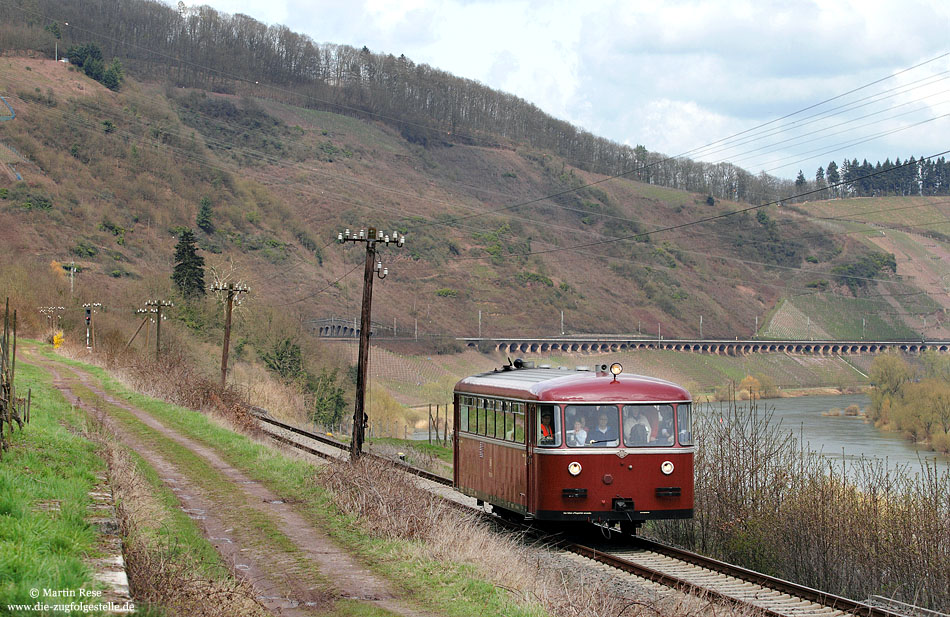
<box><xmin>535</xmin><ymin>403</ymin><xmax>693</xmax><ymax>448</ymax></box>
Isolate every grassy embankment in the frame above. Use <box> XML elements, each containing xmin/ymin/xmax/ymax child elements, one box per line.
<box><xmin>2</xmin><ymin>349</ymin><xmax>266</xmax><ymax>616</ymax></box>
<box><xmin>0</xmin><ymin>360</ymin><xmax>105</xmax><ymax>608</ymax></box>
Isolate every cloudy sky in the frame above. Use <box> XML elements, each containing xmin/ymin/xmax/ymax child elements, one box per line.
<box><xmin>185</xmin><ymin>0</ymin><xmax>948</xmax><ymax>178</ymax></box>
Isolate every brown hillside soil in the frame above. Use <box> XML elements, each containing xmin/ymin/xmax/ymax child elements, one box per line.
<box><xmin>25</xmin><ymin>349</ymin><xmax>439</xmax><ymax>617</ymax></box>
<box><xmin>0</xmin><ymin>56</ymin><xmax>102</xmax><ymax>104</ymax></box>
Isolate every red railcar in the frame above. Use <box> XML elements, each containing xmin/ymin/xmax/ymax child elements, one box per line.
<box><xmin>453</xmin><ymin>362</ymin><xmax>693</xmax><ymax>530</ymax></box>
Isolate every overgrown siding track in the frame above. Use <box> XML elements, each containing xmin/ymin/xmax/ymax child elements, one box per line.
<box><xmin>254</xmin><ymin>412</ymin><xmax>911</xmax><ymax>617</ymax></box>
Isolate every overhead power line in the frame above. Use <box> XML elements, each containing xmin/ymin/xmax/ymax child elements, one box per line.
<box><xmin>443</xmin><ymin>149</ymin><xmax>950</xmax><ymax>262</ymax></box>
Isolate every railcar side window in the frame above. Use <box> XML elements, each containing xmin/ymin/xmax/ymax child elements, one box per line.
<box><xmin>513</xmin><ymin>405</ymin><xmax>525</xmax><ymax>443</ymax></box>
<box><xmin>459</xmin><ymin>397</ymin><xmax>470</xmax><ymax>432</ymax></box>
<box><xmin>498</xmin><ymin>401</ymin><xmax>514</xmax><ymax>441</ymax></box>
<box><xmin>498</xmin><ymin>401</ymin><xmax>505</xmax><ymax>438</ymax></box>
<box><xmin>536</xmin><ymin>404</ymin><xmax>560</xmax><ymax>447</ymax></box>
<box><xmin>622</xmin><ymin>405</ymin><xmax>674</xmax><ymax>446</ymax></box>
<box><xmin>676</xmin><ymin>404</ymin><xmax>693</xmax><ymax>446</ymax></box>
<box><xmin>475</xmin><ymin>398</ymin><xmax>485</xmax><ymax>434</ymax></box>
<box><xmin>485</xmin><ymin>399</ymin><xmax>497</xmax><ymax>438</ymax></box>
<box><xmin>459</xmin><ymin>397</ymin><xmax>527</xmax><ymax>443</ymax></box>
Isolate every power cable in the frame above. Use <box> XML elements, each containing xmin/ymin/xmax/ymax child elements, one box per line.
<box><xmin>442</xmin><ymin>150</ymin><xmax>950</xmax><ymax>262</ymax></box>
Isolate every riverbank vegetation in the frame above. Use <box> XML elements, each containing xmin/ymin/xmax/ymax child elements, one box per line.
<box><xmin>868</xmin><ymin>351</ymin><xmax>950</xmax><ymax>453</ymax></box>
<box><xmin>651</xmin><ymin>393</ymin><xmax>950</xmax><ymax>612</ymax></box>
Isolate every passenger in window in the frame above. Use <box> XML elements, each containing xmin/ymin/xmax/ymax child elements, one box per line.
<box><xmin>656</xmin><ymin>409</ymin><xmax>674</xmax><ymax>444</ymax></box>
<box><xmin>567</xmin><ymin>419</ymin><xmax>587</xmax><ymax>446</ymax></box>
<box><xmin>589</xmin><ymin>412</ymin><xmax>618</xmax><ymax>446</ymax></box>
<box><xmin>623</xmin><ymin>406</ymin><xmax>652</xmax><ymax>445</ymax></box>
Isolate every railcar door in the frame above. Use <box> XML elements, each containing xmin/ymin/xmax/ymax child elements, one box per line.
<box><xmin>526</xmin><ymin>403</ymin><xmax>538</xmax><ymax>516</ymax></box>
<box><xmin>452</xmin><ymin>394</ymin><xmax>459</xmax><ymax>488</ymax></box>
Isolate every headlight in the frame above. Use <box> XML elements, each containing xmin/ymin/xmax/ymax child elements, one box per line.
<box><xmin>568</xmin><ymin>461</ymin><xmax>582</xmax><ymax>476</ymax></box>
<box><xmin>661</xmin><ymin>461</ymin><xmax>674</xmax><ymax>475</ymax></box>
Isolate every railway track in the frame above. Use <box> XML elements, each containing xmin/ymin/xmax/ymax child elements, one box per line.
<box><xmin>253</xmin><ymin>412</ymin><xmax>915</xmax><ymax>617</ymax></box>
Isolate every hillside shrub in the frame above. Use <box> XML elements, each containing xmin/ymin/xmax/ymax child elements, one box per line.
<box><xmin>516</xmin><ymin>272</ymin><xmax>553</xmax><ymax>286</ymax></box>
<box><xmin>831</xmin><ymin>252</ymin><xmax>897</xmax><ymax>295</ymax></box>
<box><xmin>72</xmin><ymin>241</ymin><xmax>98</xmax><ymax>258</ymax></box>
<box><xmin>307</xmin><ymin>368</ymin><xmax>347</xmax><ymax>429</ymax></box>
<box><xmin>261</xmin><ymin>338</ymin><xmax>303</xmax><ymax>381</ymax></box>
<box><xmin>66</xmin><ymin>42</ymin><xmax>123</xmax><ymax>90</ymax></box>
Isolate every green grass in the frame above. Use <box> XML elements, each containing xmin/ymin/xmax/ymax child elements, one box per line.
<box><xmin>39</xmin><ymin>348</ymin><xmax>548</xmax><ymax>617</ymax></box>
<box><xmin>369</xmin><ymin>437</ymin><xmax>453</xmax><ymax>464</ymax></box>
<box><xmin>0</xmin><ymin>360</ymin><xmax>104</xmax><ymax>610</ymax></box>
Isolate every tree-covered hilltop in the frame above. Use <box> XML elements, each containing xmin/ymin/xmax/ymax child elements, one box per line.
<box><xmin>4</xmin><ymin>2</ymin><xmax>945</xmax><ymax>206</ymax></box>
<box><xmin>0</xmin><ymin>0</ymin><xmax>793</xmax><ymax>205</ymax></box>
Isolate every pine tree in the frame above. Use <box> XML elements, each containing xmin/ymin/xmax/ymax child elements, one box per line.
<box><xmin>172</xmin><ymin>229</ymin><xmax>205</xmax><ymax>297</ymax></box>
<box><xmin>826</xmin><ymin>161</ymin><xmax>840</xmax><ymax>198</ymax></box>
<box><xmin>196</xmin><ymin>196</ymin><xmax>214</xmax><ymax>233</ymax></box>
<box><xmin>101</xmin><ymin>58</ymin><xmax>124</xmax><ymax>91</ymax></box>
<box><xmin>795</xmin><ymin>170</ymin><xmax>807</xmax><ymax>200</ymax></box>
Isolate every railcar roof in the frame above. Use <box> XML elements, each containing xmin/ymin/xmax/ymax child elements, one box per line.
<box><xmin>454</xmin><ymin>368</ymin><xmax>691</xmax><ymax>403</ymax></box>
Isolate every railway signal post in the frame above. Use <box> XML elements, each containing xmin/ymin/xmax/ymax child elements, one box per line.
<box><xmin>210</xmin><ymin>282</ymin><xmax>249</xmax><ymax>389</ymax></box>
<box><xmin>338</xmin><ymin>227</ymin><xmax>405</xmax><ymax>460</ymax></box>
<box><xmin>82</xmin><ymin>303</ymin><xmax>102</xmax><ymax>350</ymax></box>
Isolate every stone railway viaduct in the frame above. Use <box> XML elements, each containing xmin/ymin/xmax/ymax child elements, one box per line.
<box><xmin>314</xmin><ymin>315</ymin><xmax>950</xmax><ymax>357</ymax></box>
<box><xmin>459</xmin><ymin>338</ymin><xmax>950</xmax><ymax>356</ymax></box>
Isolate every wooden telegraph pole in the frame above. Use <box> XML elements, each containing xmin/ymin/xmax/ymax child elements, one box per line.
<box><xmin>210</xmin><ymin>282</ymin><xmax>249</xmax><ymax>389</ymax></box>
<box><xmin>144</xmin><ymin>300</ymin><xmax>173</xmax><ymax>360</ymax></box>
<box><xmin>338</xmin><ymin>227</ymin><xmax>405</xmax><ymax>460</ymax></box>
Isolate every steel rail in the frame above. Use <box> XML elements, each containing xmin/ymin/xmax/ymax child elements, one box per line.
<box><xmin>629</xmin><ymin>537</ymin><xmax>904</xmax><ymax>617</ymax></box>
<box><xmin>255</xmin><ymin>411</ymin><xmax>453</xmax><ymax>486</ymax></box>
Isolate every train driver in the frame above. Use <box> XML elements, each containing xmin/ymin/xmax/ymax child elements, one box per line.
<box><xmin>588</xmin><ymin>411</ymin><xmax>619</xmax><ymax>446</ymax></box>
<box><xmin>539</xmin><ymin>410</ymin><xmax>555</xmax><ymax>445</ymax></box>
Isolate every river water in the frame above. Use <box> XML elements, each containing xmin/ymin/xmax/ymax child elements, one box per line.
<box><xmin>727</xmin><ymin>393</ymin><xmax>950</xmax><ymax>477</ymax></box>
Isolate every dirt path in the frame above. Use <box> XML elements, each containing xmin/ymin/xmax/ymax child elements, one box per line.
<box><xmin>27</xmin><ymin>351</ymin><xmax>438</xmax><ymax>617</ymax></box>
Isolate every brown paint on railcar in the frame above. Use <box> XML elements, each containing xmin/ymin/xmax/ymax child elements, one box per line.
<box><xmin>456</xmin><ymin>436</ymin><xmax>528</xmax><ymax>512</ymax></box>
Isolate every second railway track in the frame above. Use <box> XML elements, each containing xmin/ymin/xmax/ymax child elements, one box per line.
<box><xmin>254</xmin><ymin>411</ymin><xmax>915</xmax><ymax>617</ymax></box>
